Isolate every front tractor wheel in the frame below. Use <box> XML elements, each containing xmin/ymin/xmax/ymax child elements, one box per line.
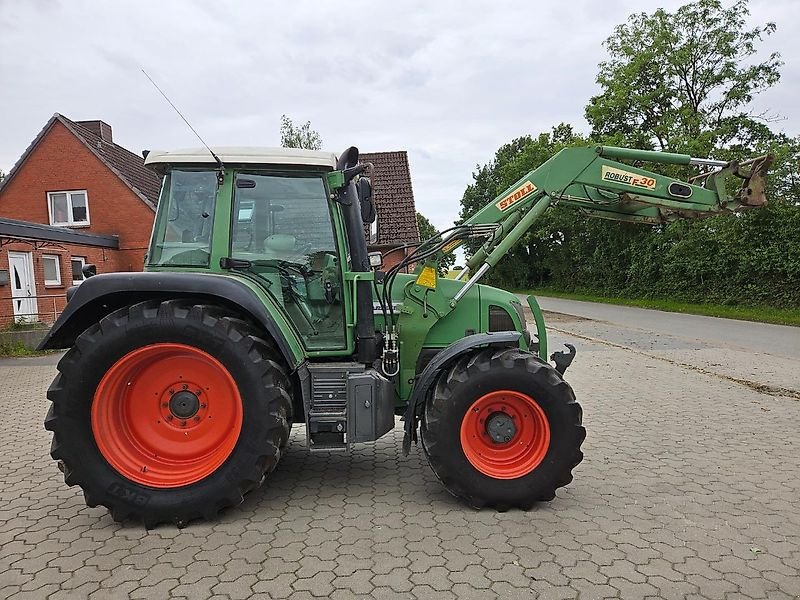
<box><xmin>45</xmin><ymin>300</ymin><xmax>292</xmax><ymax>527</ymax></box>
<box><xmin>421</xmin><ymin>348</ymin><xmax>585</xmax><ymax>509</ymax></box>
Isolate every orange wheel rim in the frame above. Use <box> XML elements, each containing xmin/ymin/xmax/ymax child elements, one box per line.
<box><xmin>460</xmin><ymin>390</ymin><xmax>550</xmax><ymax>479</ymax></box>
<box><xmin>91</xmin><ymin>343</ymin><xmax>243</xmax><ymax>488</ymax></box>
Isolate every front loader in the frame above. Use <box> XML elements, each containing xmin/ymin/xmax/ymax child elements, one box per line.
<box><xmin>40</xmin><ymin>143</ymin><xmax>771</xmax><ymax>526</ymax></box>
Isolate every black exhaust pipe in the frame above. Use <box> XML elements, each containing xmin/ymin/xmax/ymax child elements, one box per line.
<box><xmin>336</xmin><ymin>147</ymin><xmax>379</xmax><ymax>364</ymax></box>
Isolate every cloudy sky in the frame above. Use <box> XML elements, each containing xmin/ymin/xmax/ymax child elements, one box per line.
<box><xmin>1</xmin><ymin>0</ymin><xmax>796</xmax><ymax>230</ymax></box>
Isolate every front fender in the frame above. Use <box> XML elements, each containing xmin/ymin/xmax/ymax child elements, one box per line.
<box><xmin>38</xmin><ymin>272</ymin><xmax>304</xmax><ymax>369</ymax></box>
<box><xmin>402</xmin><ymin>331</ymin><xmax>522</xmax><ymax>454</ymax></box>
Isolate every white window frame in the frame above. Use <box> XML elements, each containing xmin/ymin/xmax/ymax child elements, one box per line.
<box><xmin>47</xmin><ymin>190</ymin><xmax>90</xmax><ymax>227</ymax></box>
<box><xmin>42</xmin><ymin>254</ymin><xmax>62</xmax><ymax>286</ymax></box>
<box><xmin>71</xmin><ymin>256</ymin><xmax>87</xmax><ymax>285</ymax></box>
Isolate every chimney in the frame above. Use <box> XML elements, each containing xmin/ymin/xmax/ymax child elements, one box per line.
<box><xmin>76</xmin><ymin>120</ymin><xmax>113</xmax><ymax>143</ymax></box>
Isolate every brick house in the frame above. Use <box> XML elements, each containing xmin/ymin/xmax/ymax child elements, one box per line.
<box><xmin>0</xmin><ymin>113</ymin><xmax>421</xmax><ymax>324</ymax></box>
<box><xmin>0</xmin><ymin>113</ymin><xmax>161</xmax><ymax>324</ymax></box>
<box><xmin>360</xmin><ymin>151</ymin><xmax>421</xmax><ymax>271</ymax></box>
<box><xmin>0</xmin><ymin>218</ymin><xmax>119</xmax><ymax>324</ymax></box>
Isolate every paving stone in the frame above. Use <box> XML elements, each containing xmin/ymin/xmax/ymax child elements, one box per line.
<box><xmin>1</xmin><ymin>329</ymin><xmax>799</xmax><ymax>600</ymax></box>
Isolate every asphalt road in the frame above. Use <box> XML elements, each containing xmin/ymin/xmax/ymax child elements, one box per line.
<box><xmin>1</xmin><ymin>301</ymin><xmax>799</xmax><ymax>599</ymax></box>
<box><xmin>525</xmin><ymin>295</ymin><xmax>800</xmax><ymax>397</ymax></box>
<box><xmin>532</xmin><ymin>296</ymin><xmax>799</xmax><ymax>359</ymax></box>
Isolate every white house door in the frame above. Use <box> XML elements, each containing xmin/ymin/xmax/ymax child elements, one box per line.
<box><xmin>8</xmin><ymin>251</ymin><xmax>38</xmax><ymax>323</ymax></box>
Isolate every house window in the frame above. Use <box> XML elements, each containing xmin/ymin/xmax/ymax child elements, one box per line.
<box><xmin>71</xmin><ymin>256</ymin><xmax>86</xmax><ymax>285</ymax></box>
<box><xmin>48</xmin><ymin>191</ymin><xmax>90</xmax><ymax>226</ymax></box>
<box><xmin>42</xmin><ymin>255</ymin><xmax>62</xmax><ymax>286</ymax></box>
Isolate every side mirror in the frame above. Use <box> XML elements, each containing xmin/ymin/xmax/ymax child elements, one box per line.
<box><xmin>358</xmin><ymin>177</ymin><xmax>376</xmax><ymax>224</ymax></box>
<box><xmin>82</xmin><ymin>263</ymin><xmax>97</xmax><ymax>278</ymax></box>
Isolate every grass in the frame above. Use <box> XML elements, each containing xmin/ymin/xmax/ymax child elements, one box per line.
<box><xmin>0</xmin><ymin>341</ymin><xmax>50</xmax><ymax>358</ymax></box>
<box><xmin>0</xmin><ymin>321</ymin><xmax>52</xmax><ymax>357</ymax></box>
<box><xmin>1</xmin><ymin>320</ymin><xmax>47</xmax><ymax>332</ymax></box>
<box><xmin>519</xmin><ymin>288</ymin><xmax>800</xmax><ymax>327</ymax></box>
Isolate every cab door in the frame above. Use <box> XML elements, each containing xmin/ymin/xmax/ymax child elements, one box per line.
<box><xmin>230</xmin><ymin>171</ymin><xmax>348</xmax><ymax>351</ymax></box>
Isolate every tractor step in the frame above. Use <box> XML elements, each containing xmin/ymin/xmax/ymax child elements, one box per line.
<box><xmin>302</xmin><ymin>362</ymin><xmax>394</xmax><ymax>452</ymax></box>
<box><xmin>307</xmin><ymin>409</ymin><xmax>348</xmax><ymax>451</ymax></box>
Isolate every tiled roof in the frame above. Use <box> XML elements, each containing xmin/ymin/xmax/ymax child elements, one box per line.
<box><xmin>60</xmin><ymin>116</ymin><xmax>162</xmax><ymax>206</ymax></box>
<box><xmin>0</xmin><ymin>217</ymin><xmax>119</xmax><ymax>248</ymax></box>
<box><xmin>0</xmin><ymin>113</ymin><xmax>162</xmax><ymax>209</ymax></box>
<box><xmin>360</xmin><ymin>151</ymin><xmax>420</xmax><ymax>246</ymax></box>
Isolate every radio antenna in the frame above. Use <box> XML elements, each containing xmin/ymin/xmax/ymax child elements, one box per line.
<box><xmin>141</xmin><ymin>69</ymin><xmax>225</xmax><ymax>183</ymax></box>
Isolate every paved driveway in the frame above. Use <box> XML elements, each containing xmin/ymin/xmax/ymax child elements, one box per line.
<box><xmin>1</xmin><ymin>303</ymin><xmax>799</xmax><ymax>599</ymax></box>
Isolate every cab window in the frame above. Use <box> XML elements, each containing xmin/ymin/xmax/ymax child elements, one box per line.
<box><xmin>148</xmin><ymin>170</ymin><xmax>217</xmax><ymax>267</ymax></box>
<box><xmin>231</xmin><ymin>172</ymin><xmax>346</xmax><ymax>350</ymax></box>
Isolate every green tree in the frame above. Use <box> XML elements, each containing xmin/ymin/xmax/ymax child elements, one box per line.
<box><xmin>416</xmin><ymin>211</ymin><xmax>438</xmax><ymax>241</ymax></box>
<box><xmin>579</xmin><ymin>0</ymin><xmax>799</xmax><ymax>305</ymax></box>
<box><xmin>279</xmin><ymin>115</ymin><xmax>322</xmax><ymax>150</ymax></box>
<box><xmin>586</xmin><ymin>0</ymin><xmax>782</xmax><ymax>157</ymax></box>
<box><xmin>456</xmin><ymin>0</ymin><xmax>800</xmax><ymax>307</ymax></box>
<box><xmin>458</xmin><ymin>124</ymin><xmax>588</xmax><ymax>288</ymax></box>
<box><xmin>459</xmin><ymin>123</ymin><xmax>584</xmax><ymax>220</ymax></box>
<box><xmin>416</xmin><ymin>212</ymin><xmax>455</xmax><ymax>274</ymax></box>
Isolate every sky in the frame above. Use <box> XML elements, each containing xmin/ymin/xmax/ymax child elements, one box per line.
<box><xmin>1</xmin><ymin>0</ymin><xmax>797</xmax><ymax>232</ymax></box>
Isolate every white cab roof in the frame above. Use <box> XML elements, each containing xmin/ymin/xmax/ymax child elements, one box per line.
<box><xmin>144</xmin><ymin>147</ymin><xmax>338</xmax><ymax>169</ymax></box>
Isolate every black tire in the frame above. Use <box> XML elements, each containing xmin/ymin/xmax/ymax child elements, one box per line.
<box><xmin>44</xmin><ymin>299</ymin><xmax>292</xmax><ymax>527</ymax></box>
<box><xmin>420</xmin><ymin>347</ymin><xmax>585</xmax><ymax>509</ymax></box>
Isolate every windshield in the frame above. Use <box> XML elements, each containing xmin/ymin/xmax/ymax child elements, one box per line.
<box><xmin>148</xmin><ymin>170</ymin><xmax>217</xmax><ymax>267</ymax></box>
<box><xmin>231</xmin><ymin>172</ymin><xmax>346</xmax><ymax>350</ymax></box>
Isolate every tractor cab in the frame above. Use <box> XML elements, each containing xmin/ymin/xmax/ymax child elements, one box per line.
<box><xmin>144</xmin><ymin>147</ymin><xmax>357</xmax><ymax>352</ymax></box>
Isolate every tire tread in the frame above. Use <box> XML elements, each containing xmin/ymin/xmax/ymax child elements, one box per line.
<box><xmin>45</xmin><ymin>299</ymin><xmax>292</xmax><ymax>527</ymax></box>
<box><xmin>421</xmin><ymin>348</ymin><xmax>585</xmax><ymax>510</ymax></box>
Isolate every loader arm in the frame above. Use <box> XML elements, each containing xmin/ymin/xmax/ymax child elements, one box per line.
<box><xmin>453</xmin><ymin>145</ymin><xmax>773</xmax><ymax>286</ymax></box>
<box><xmin>389</xmin><ymin>144</ymin><xmax>772</xmax><ymax>415</ymax></box>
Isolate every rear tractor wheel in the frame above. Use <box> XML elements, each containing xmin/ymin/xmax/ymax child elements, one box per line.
<box><xmin>44</xmin><ymin>300</ymin><xmax>292</xmax><ymax>527</ymax></box>
<box><xmin>421</xmin><ymin>348</ymin><xmax>585</xmax><ymax>509</ymax></box>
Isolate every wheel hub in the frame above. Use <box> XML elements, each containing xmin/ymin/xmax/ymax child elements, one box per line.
<box><xmin>486</xmin><ymin>411</ymin><xmax>516</xmax><ymax>444</ymax></box>
<box><xmin>169</xmin><ymin>390</ymin><xmax>200</xmax><ymax>419</ymax></box>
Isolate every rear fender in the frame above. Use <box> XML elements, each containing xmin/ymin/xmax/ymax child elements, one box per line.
<box><xmin>38</xmin><ymin>272</ymin><xmax>303</xmax><ymax>370</ymax></box>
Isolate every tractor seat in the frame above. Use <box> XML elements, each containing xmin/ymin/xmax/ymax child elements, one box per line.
<box><xmin>264</xmin><ymin>234</ymin><xmax>297</xmax><ymax>253</ymax></box>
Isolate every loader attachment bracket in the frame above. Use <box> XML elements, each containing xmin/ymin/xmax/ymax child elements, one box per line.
<box><xmin>688</xmin><ymin>153</ymin><xmax>774</xmax><ymax>209</ymax></box>
<box><xmin>550</xmin><ymin>343</ymin><xmax>576</xmax><ymax>375</ymax></box>
<box><xmin>734</xmin><ymin>154</ymin><xmax>773</xmax><ymax>208</ymax></box>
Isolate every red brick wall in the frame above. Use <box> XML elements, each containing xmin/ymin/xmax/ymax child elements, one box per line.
<box><xmin>373</xmin><ymin>245</ymin><xmax>418</xmax><ymax>272</ymax></box>
<box><xmin>0</xmin><ymin>242</ymin><xmax>113</xmax><ymax>326</ymax></box>
<box><xmin>0</xmin><ymin>120</ymin><xmax>155</xmax><ymax>272</ymax></box>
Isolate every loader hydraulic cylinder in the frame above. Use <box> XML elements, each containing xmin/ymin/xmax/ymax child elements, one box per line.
<box><xmin>597</xmin><ymin>145</ymin><xmax>728</xmax><ymax>168</ymax></box>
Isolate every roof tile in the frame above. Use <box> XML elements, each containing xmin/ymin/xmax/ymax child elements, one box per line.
<box><xmin>360</xmin><ymin>151</ymin><xmax>419</xmax><ymax>246</ymax></box>
<box><xmin>60</xmin><ymin>115</ymin><xmax>162</xmax><ymax>206</ymax></box>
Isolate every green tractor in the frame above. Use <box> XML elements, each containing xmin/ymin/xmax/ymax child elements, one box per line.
<box><xmin>40</xmin><ymin>144</ymin><xmax>771</xmax><ymax>526</ymax></box>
